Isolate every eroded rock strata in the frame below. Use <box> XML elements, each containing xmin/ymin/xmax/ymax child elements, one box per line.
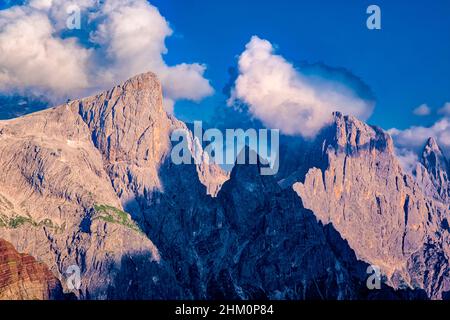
<box><xmin>0</xmin><ymin>238</ymin><xmax>64</xmax><ymax>300</ymax></box>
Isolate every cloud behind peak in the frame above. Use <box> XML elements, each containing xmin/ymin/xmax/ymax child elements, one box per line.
<box><xmin>228</xmin><ymin>36</ymin><xmax>375</xmax><ymax>137</ymax></box>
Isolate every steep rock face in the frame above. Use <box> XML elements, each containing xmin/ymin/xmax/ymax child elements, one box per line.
<box><xmin>0</xmin><ymin>238</ymin><xmax>64</xmax><ymax>300</ymax></box>
<box><xmin>77</xmin><ymin>73</ymin><xmax>227</xmax><ymax>209</ymax></box>
<box><xmin>0</xmin><ymin>74</ymin><xmax>192</xmax><ymax>299</ymax></box>
<box><xmin>0</xmin><ymin>72</ymin><xmax>227</xmax><ymax>300</ymax></box>
<box><xmin>77</xmin><ymin>73</ymin><xmax>171</xmax><ymax>207</ymax></box>
<box><xmin>210</xmin><ymin>156</ymin><xmax>360</xmax><ymax>299</ymax></box>
<box><xmin>293</xmin><ymin>113</ymin><xmax>449</xmax><ymax>299</ymax></box>
<box><xmin>136</xmin><ymin>148</ymin><xmax>426</xmax><ymax>300</ymax></box>
<box><xmin>415</xmin><ymin>137</ymin><xmax>450</xmax><ymax>202</ymax></box>
<box><xmin>0</xmin><ymin>73</ymin><xmax>441</xmax><ymax>300</ymax></box>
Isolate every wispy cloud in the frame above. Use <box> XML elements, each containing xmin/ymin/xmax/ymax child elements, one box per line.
<box><xmin>394</xmin><ymin>147</ymin><xmax>419</xmax><ymax>173</ymax></box>
<box><xmin>389</xmin><ymin>102</ymin><xmax>450</xmax><ymax>161</ymax></box>
<box><xmin>438</xmin><ymin>102</ymin><xmax>450</xmax><ymax>116</ymax></box>
<box><xmin>389</xmin><ymin>117</ymin><xmax>450</xmax><ymax>158</ymax></box>
<box><xmin>412</xmin><ymin>104</ymin><xmax>431</xmax><ymax>116</ymax></box>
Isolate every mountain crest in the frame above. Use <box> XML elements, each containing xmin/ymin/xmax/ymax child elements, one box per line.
<box><xmin>417</xmin><ymin>137</ymin><xmax>450</xmax><ymax>201</ymax></box>
<box><xmin>425</xmin><ymin>137</ymin><xmax>440</xmax><ymax>152</ymax></box>
<box><xmin>294</xmin><ymin>114</ymin><xmax>449</xmax><ymax>299</ymax></box>
<box><xmin>422</xmin><ymin>137</ymin><xmax>449</xmax><ymax>170</ymax></box>
<box><xmin>328</xmin><ymin>111</ymin><xmax>394</xmax><ymax>154</ymax></box>
<box><xmin>76</xmin><ymin>71</ymin><xmax>169</xmax><ymax>164</ymax></box>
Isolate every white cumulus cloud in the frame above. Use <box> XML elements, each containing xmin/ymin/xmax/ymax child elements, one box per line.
<box><xmin>394</xmin><ymin>147</ymin><xmax>419</xmax><ymax>174</ymax></box>
<box><xmin>0</xmin><ymin>0</ymin><xmax>213</xmax><ymax>111</ymax></box>
<box><xmin>389</xmin><ymin>101</ymin><xmax>450</xmax><ymax>172</ymax></box>
<box><xmin>389</xmin><ymin>117</ymin><xmax>450</xmax><ymax>156</ymax></box>
<box><xmin>228</xmin><ymin>36</ymin><xmax>375</xmax><ymax>137</ymax></box>
<box><xmin>0</xmin><ymin>5</ymin><xmax>91</xmax><ymax>99</ymax></box>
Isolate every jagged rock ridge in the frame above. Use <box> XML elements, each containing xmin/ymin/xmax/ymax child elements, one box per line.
<box><xmin>136</xmin><ymin>148</ymin><xmax>426</xmax><ymax>299</ymax></box>
<box><xmin>293</xmin><ymin>113</ymin><xmax>449</xmax><ymax>299</ymax></box>
<box><xmin>415</xmin><ymin>137</ymin><xmax>450</xmax><ymax>202</ymax></box>
<box><xmin>0</xmin><ymin>73</ymin><xmax>444</xmax><ymax>300</ymax></box>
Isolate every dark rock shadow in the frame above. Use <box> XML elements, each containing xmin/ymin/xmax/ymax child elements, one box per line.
<box><xmin>88</xmin><ymin>251</ymin><xmax>185</xmax><ymax>300</ymax></box>
<box><xmin>443</xmin><ymin>291</ymin><xmax>450</xmax><ymax>300</ymax></box>
<box><xmin>116</xmin><ymin>144</ymin><xmax>428</xmax><ymax>300</ymax></box>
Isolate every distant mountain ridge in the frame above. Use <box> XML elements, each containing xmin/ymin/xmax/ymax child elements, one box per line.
<box><xmin>0</xmin><ymin>72</ymin><xmax>447</xmax><ymax>300</ymax></box>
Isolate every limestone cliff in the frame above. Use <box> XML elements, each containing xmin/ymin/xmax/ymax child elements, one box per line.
<box><xmin>293</xmin><ymin>113</ymin><xmax>449</xmax><ymax>299</ymax></box>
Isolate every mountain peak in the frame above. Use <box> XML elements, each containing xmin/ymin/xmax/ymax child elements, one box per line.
<box><xmin>76</xmin><ymin>70</ymin><xmax>169</xmax><ymax>163</ymax></box>
<box><xmin>326</xmin><ymin>111</ymin><xmax>394</xmax><ymax>154</ymax></box>
<box><xmin>422</xmin><ymin>137</ymin><xmax>448</xmax><ymax>168</ymax></box>
<box><xmin>424</xmin><ymin>137</ymin><xmax>442</xmax><ymax>154</ymax></box>
<box><xmin>332</xmin><ymin>111</ymin><xmax>344</xmax><ymax>118</ymax></box>
<box><xmin>420</xmin><ymin>137</ymin><xmax>449</xmax><ymax>194</ymax></box>
<box><xmin>121</xmin><ymin>71</ymin><xmax>160</xmax><ymax>90</ymax></box>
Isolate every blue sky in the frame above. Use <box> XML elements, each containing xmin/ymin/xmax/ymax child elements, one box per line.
<box><xmin>0</xmin><ymin>0</ymin><xmax>449</xmax><ymax>139</ymax></box>
<box><xmin>152</xmin><ymin>0</ymin><xmax>450</xmax><ymax>130</ymax></box>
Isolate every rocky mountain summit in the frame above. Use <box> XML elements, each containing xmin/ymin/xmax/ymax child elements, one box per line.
<box><xmin>293</xmin><ymin>113</ymin><xmax>449</xmax><ymax>299</ymax></box>
<box><xmin>0</xmin><ymin>72</ymin><xmax>223</xmax><ymax>299</ymax></box>
<box><xmin>415</xmin><ymin>137</ymin><xmax>450</xmax><ymax>202</ymax></box>
<box><xmin>0</xmin><ymin>73</ymin><xmax>447</xmax><ymax>300</ymax></box>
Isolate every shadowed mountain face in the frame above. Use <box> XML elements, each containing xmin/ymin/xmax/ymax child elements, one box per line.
<box><xmin>0</xmin><ymin>73</ymin><xmax>446</xmax><ymax>300</ymax></box>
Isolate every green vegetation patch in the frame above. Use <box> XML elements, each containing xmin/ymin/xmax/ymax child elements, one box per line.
<box><xmin>0</xmin><ymin>213</ymin><xmax>63</xmax><ymax>232</ymax></box>
<box><xmin>93</xmin><ymin>204</ymin><xmax>142</xmax><ymax>233</ymax></box>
